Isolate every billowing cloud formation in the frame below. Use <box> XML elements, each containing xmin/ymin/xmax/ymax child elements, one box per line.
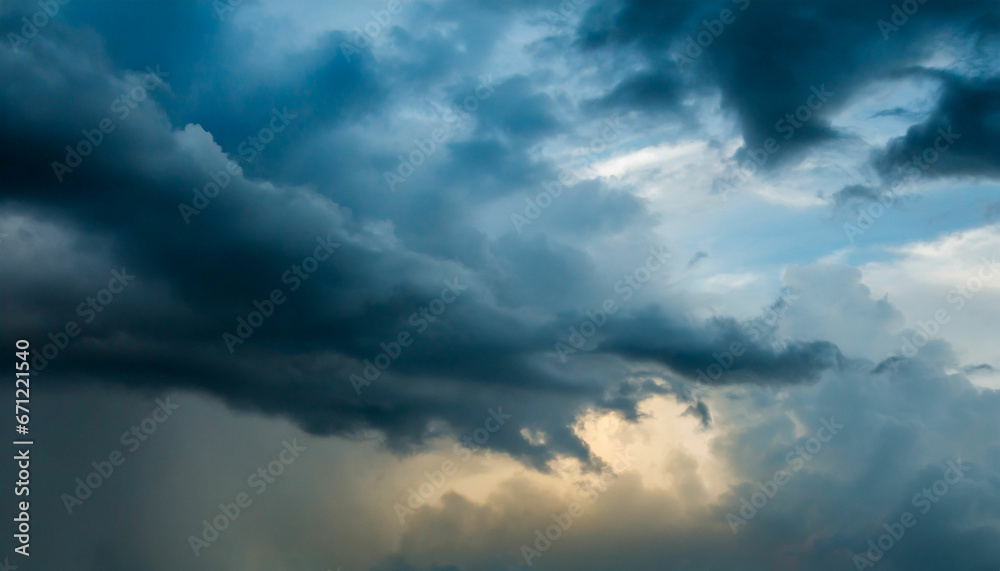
<box><xmin>0</xmin><ymin>0</ymin><xmax>871</xmax><ymax>467</ymax></box>
<box><xmin>1</xmin><ymin>0</ymin><xmax>999</xmax><ymax>569</ymax></box>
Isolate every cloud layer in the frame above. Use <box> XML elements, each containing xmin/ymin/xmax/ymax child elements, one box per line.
<box><xmin>1</xmin><ymin>0</ymin><xmax>999</xmax><ymax>569</ymax></box>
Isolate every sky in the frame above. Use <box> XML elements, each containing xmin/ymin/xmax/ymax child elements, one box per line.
<box><xmin>1</xmin><ymin>0</ymin><xmax>999</xmax><ymax>569</ymax></box>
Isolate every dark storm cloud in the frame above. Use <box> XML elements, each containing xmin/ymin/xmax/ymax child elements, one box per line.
<box><xmin>2</xmin><ymin>11</ymin><xmax>820</xmax><ymax>478</ymax></box>
<box><xmin>0</xmin><ymin>1</ymin><xmax>809</xmax><ymax>471</ymax></box>
<box><xmin>7</xmin><ymin>0</ymin><xmax>972</xmax><ymax>475</ymax></box>
<box><xmin>575</xmin><ymin>0</ymin><xmax>1000</xmax><ymax>168</ymax></box>
<box><xmin>596</xmin><ymin>307</ymin><xmax>845</xmax><ymax>384</ymax></box>
<box><xmin>1</xmin><ymin>0</ymin><xmax>995</xmax><ymax>477</ymax></box>
<box><xmin>3</xmin><ymin>2</ymin><xmax>1000</xmax><ymax>570</ymax></box>
<box><xmin>829</xmin><ymin>70</ymin><xmax>1000</xmax><ymax>208</ymax></box>
<box><xmin>874</xmin><ymin>73</ymin><xmax>1000</xmax><ymax>180</ymax></box>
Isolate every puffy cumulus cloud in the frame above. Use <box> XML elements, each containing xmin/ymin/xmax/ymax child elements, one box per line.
<box><xmin>2</xmin><ymin>1</ymin><xmax>1000</xmax><ymax>569</ymax></box>
<box><xmin>857</xmin><ymin>225</ymin><xmax>1000</xmax><ymax>387</ymax></box>
<box><xmin>778</xmin><ymin>263</ymin><xmax>905</xmax><ymax>363</ymax></box>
